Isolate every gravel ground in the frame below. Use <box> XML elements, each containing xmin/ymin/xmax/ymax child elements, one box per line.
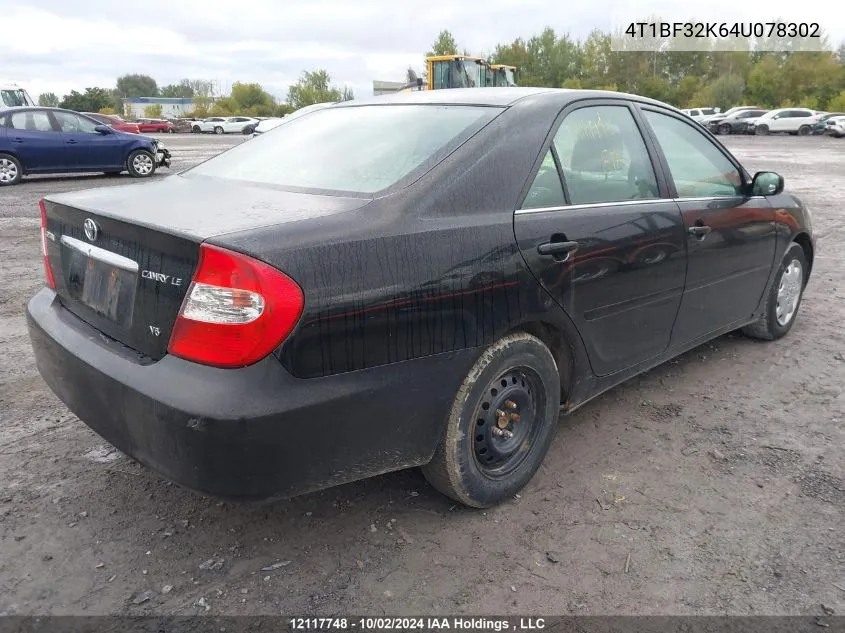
<box><xmin>1</xmin><ymin>133</ymin><xmax>844</xmax><ymax>617</ymax></box>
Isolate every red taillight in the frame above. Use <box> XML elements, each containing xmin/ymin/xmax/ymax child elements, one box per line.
<box><xmin>167</xmin><ymin>244</ymin><xmax>304</xmax><ymax>368</ymax></box>
<box><xmin>39</xmin><ymin>200</ymin><xmax>56</xmax><ymax>289</ymax></box>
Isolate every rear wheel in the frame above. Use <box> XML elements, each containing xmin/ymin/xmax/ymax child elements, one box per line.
<box><xmin>214</xmin><ymin>126</ymin><xmax>224</xmax><ymax>135</ymax></box>
<box><xmin>126</xmin><ymin>149</ymin><xmax>156</xmax><ymax>178</ymax></box>
<box><xmin>421</xmin><ymin>332</ymin><xmax>560</xmax><ymax>508</ymax></box>
<box><xmin>742</xmin><ymin>242</ymin><xmax>807</xmax><ymax>341</ymax></box>
<box><xmin>755</xmin><ymin>124</ymin><xmax>769</xmax><ymax>136</ymax></box>
<box><xmin>0</xmin><ymin>153</ymin><xmax>22</xmax><ymax>186</ymax></box>
<box><xmin>798</xmin><ymin>125</ymin><xmax>811</xmax><ymax>136</ymax></box>
<box><xmin>192</xmin><ymin>125</ymin><xmax>201</xmax><ymax>133</ymax></box>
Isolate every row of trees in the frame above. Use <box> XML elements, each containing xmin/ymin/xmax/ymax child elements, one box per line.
<box><xmin>37</xmin><ymin>71</ymin><xmax>354</xmax><ymax>119</ymax></box>
<box><xmin>424</xmin><ymin>26</ymin><xmax>845</xmax><ymax>112</ymax></box>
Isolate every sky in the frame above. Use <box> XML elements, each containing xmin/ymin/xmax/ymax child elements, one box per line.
<box><xmin>2</xmin><ymin>0</ymin><xmax>844</xmax><ymax>103</ymax></box>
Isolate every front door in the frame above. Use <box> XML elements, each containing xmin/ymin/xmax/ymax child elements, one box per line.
<box><xmin>638</xmin><ymin>107</ymin><xmax>777</xmax><ymax>345</ymax></box>
<box><xmin>52</xmin><ymin>111</ymin><xmax>124</xmax><ymax>171</ymax></box>
<box><xmin>514</xmin><ymin>101</ymin><xmax>687</xmax><ymax>377</ymax></box>
<box><xmin>6</xmin><ymin>109</ymin><xmax>64</xmax><ymax>172</ymax></box>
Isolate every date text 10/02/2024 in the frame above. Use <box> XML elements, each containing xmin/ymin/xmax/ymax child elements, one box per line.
<box><xmin>288</xmin><ymin>618</ymin><xmax>547</xmax><ymax>631</ymax></box>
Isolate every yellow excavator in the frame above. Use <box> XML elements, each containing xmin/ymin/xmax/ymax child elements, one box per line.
<box><xmin>488</xmin><ymin>64</ymin><xmax>518</xmax><ymax>87</ymax></box>
<box><xmin>398</xmin><ymin>55</ymin><xmax>517</xmax><ymax>92</ymax></box>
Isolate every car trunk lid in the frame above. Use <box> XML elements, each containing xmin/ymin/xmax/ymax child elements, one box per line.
<box><xmin>41</xmin><ymin>176</ymin><xmax>372</xmax><ymax>360</ymax></box>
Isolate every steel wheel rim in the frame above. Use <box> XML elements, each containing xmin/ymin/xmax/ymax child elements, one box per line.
<box><xmin>0</xmin><ymin>158</ymin><xmax>18</xmax><ymax>183</ymax></box>
<box><xmin>776</xmin><ymin>259</ymin><xmax>803</xmax><ymax>326</ymax></box>
<box><xmin>473</xmin><ymin>367</ymin><xmax>544</xmax><ymax>478</ymax></box>
<box><xmin>132</xmin><ymin>153</ymin><xmax>153</xmax><ymax>175</ymax></box>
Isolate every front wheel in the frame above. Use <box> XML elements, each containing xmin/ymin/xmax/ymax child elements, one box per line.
<box><xmin>755</xmin><ymin>124</ymin><xmax>769</xmax><ymax>136</ymax></box>
<box><xmin>742</xmin><ymin>242</ymin><xmax>807</xmax><ymax>341</ymax></box>
<box><xmin>0</xmin><ymin>153</ymin><xmax>23</xmax><ymax>186</ymax></box>
<box><xmin>798</xmin><ymin>125</ymin><xmax>811</xmax><ymax>136</ymax></box>
<box><xmin>192</xmin><ymin>125</ymin><xmax>201</xmax><ymax>133</ymax></box>
<box><xmin>214</xmin><ymin>126</ymin><xmax>224</xmax><ymax>135</ymax></box>
<box><xmin>718</xmin><ymin>123</ymin><xmax>732</xmax><ymax>135</ymax></box>
<box><xmin>126</xmin><ymin>149</ymin><xmax>157</xmax><ymax>178</ymax></box>
<box><xmin>421</xmin><ymin>332</ymin><xmax>561</xmax><ymax>508</ymax></box>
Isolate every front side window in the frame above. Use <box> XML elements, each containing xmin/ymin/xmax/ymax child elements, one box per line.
<box><xmin>10</xmin><ymin>111</ymin><xmax>54</xmax><ymax>132</ymax></box>
<box><xmin>522</xmin><ymin>149</ymin><xmax>565</xmax><ymax>209</ymax></box>
<box><xmin>644</xmin><ymin>110</ymin><xmax>743</xmax><ymax>198</ymax></box>
<box><xmin>187</xmin><ymin>104</ymin><xmax>499</xmax><ymax>194</ymax></box>
<box><xmin>54</xmin><ymin>112</ymin><xmax>99</xmax><ymax>133</ymax></box>
<box><xmin>553</xmin><ymin>105</ymin><xmax>659</xmax><ymax>205</ymax></box>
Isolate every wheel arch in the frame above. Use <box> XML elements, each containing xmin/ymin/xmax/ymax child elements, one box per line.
<box><xmin>0</xmin><ymin>149</ymin><xmax>25</xmax><ymax>173</ymax></box>
<box><xmin>793</xmin><ymin>231</ymin><xmax>814</xmax><ymax>282</ymax></box>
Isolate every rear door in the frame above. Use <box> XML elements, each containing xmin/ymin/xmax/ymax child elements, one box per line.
<box><xmin>6</xmin><ymin>109</ymin><xmax>64</xmax><ymax>172</ymax></box>
<box><xmin>638</xmin><ymin>106</ymin><xmax>777</xmax><ymax>345</ymax></box>
<box><xmin>514</xmin><ymin>100</ymin><xmax>687</xmax><ymax>377</ymax></box>
<box><xmin>52</xmin><ymin>111</ymin><xmax>125</xmax><ymax>170</ymax></box>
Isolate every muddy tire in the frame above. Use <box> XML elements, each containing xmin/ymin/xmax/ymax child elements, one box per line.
<box><xmin>421</xmin><ymin>332</ymin><xmax>560</xmax><ymax>508</ymax></box>
<box><xmin>742</xmin><ymin>242</ymin><xmax>807</xmax><ymax>341</ymax></box>
<box><xmin>0</xmin><ymin>153</ymin><xmax>23</xmax><ymax>186</ymax></box>
<box><xmin>126</xmin><ymin>149</ymin><xmax>156</xmax><ymax>178</ymax></box>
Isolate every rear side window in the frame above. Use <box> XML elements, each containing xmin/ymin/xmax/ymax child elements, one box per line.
<box><xmin>522</xmin><ymin>150</ymin><xmax>566</xmax><ymax>209</ymax></box>
<box><xmin>644</xmin><ymin>110</ymin><xmax>742</xmax><ymax>198</ymax></box>
<box><xmin>553</xmin><ymin>105</ymin><xmax>659</xmax><ymax>205</ymax></box>
<box><xmin>10</xmin><ymin>111</ymin><xmax>53</xmax><ymax>132</ymax></box>
<box><xmin>54</xmin><ymin>112</ymin><xmax>99</xmax><ymax>133</ymax></box>
<box><xmin>187</xmin><ymin>104</ymin><xmax>499</xmax><ymax>194</ymax></box>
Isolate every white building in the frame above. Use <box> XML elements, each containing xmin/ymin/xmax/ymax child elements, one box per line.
<box><xmin>121</xmin><ymin>97</ymin><xmax>199</xmax><ymax>118</ymax></box>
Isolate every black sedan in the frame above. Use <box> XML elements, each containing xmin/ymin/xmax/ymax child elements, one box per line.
<box><xmin>709</xmin><ymin>109</ymin><xmax>769</xmax><ymax>135</ymax></box>
<box><xmin>26</xmin><ymin>88</ymin><xmax>814</xmax><ymax>508</ymax></box>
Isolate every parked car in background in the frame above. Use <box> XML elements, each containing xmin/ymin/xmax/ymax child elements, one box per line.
<box><xmin>708</xmin><ymin>109</ymin><xmax>768</xmax><ymax>135</ymax></box>
<box><xmin>700</xmin><ymin>106</ymin><xmax>760</xmax><ymax>127</ymax></box>
<box><xmin>827</xmin><ymin>116</ymin><xmax>845</xmax><ymax>137</ymax></box>
<box><xmin>748</xmin><ymin>108</ymin><xmax>817</xmax><ymax>135</ymax></box>
<box><xmin>251</xmin><ymin>117</ymin><xmax>285</xmax><ymax>137</ymax></box>
<box><xmin>166</xmin><ymin>118</ymin><xmax>194</xmax><ymax>133</ymax></box>
<box><xmin>811</xmin><ymin>112</ymin><xmax>845</xmax><ymax>134</ymax></box>
<box><xmin>680</xmin><ymin>107</ymin><xmax>719</xmax><ymax>122</ymax></box>
<box><xmin>0</xmin><ymin>107</ymin><xmax>170</xmax><ymax>185</ymax></box>
<box><xmin>252</xmin><ymin>103</ymin><xmax>338</xmax><ymax>138</ymax></box>
<box><xmin>136</xmin><ymin>119</ymin><xmax>173</xmax><ymax>134</ymax></box>
<box><xmin>82</xmin><ymin>112</ymin><xmax>141</xmax><ymax>134</ymax></box>
<box><xmin>193</xmin><ymin>116</ymin><xmax>258</xmax><ymax>134</ymax></box>
<box><xmin>25</xmin><ymin>88</ymin><xmax>814</xmax><ymax>508</ymax></box>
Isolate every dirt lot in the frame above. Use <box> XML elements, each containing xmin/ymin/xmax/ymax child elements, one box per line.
<box><xmin>1</xmin><ymin>134</ymin><xmax>844</xmax><ymax>616</ymax></box>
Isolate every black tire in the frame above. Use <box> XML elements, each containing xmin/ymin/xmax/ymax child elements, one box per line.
<box><xmin>126</xmin><ymin>149</ymin><xmax>157</xmax><ymax>178</ymax></box>
<box><xmin>192</xmin><ymin>125</ymin><xmax>201</xmax><ymax>134</ymax></box>
<box><xmin>742</xmin><ymin>242</ymin><xmax>808</xmax><ymax>341</ymax></box>
<box><xmin>718</xmin><ymin>123</ymin><xmax>732</xmax><ymax>135</ymax></box>
<box><xmin>755</xmin><ymin>124</ymin><xmax>769</xmax><ymax>136</ymax></box>
<box><xmin>0</xmin><ymin>153</ymin><xmax>23</xmax><ymax>186</ymax></box>
<box><xmin>242</xmin><ymin>126</ymin><xmax>255</xmax><ymax>135</ymax></box>
<box><xmin>214</xmin><ymin>126</ymin><xmax>224</xmax><ymax>135</ymax></box>
<box><xmin>421</xmin><ymin>332</ymin><xmax>561</xmax><ymax>508</ymax></box>
<box><xmin>798</xmin><ymin>125</ymin><xmax>811</xmax><ymax>136</ymax></box>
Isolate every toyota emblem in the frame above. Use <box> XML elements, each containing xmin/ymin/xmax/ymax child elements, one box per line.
<box><xmin>83</xmin><ymin>218</ymin><xmax>99</xmax><ymax>242</ymax></box>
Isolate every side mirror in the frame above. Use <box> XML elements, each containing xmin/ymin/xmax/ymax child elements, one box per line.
<box><xmin>751</xmin><ymin>171</ymin><xmax>784</xmax><ymax>196</ymax></box>
<box><xmin>94</xmin><ymin>125</ymin><xmax>113</xmax><ymax>134</ymax></box>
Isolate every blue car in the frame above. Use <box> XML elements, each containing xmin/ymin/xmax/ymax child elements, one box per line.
<box><xmin>0</xmin><ymin>107</ymin><xmax>171</xmax><ymax>186</ymax></box>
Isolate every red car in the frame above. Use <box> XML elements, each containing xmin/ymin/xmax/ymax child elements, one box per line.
<box><xmin>82</xmin><ymin>112</ymin><xmax>140</xmax><ymax>134</ymax></box>
<box><xmin>136</xmin><ymin>118</ymin><xmax>173</xmax><ymax>133</ymax></box>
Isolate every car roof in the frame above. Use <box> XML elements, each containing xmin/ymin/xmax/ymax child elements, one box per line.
<box><xmin>0</xmin><ymin>106</ymin><xmax>90</xmax><ymax>116</ymax></box>
<box><xmin>337</xmin><ymin>87</ymin><xmax>680</xmax><ymax>110</ymax></box>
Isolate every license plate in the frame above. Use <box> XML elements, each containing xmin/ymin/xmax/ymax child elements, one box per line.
<box><xmin>61</xmin><ymin>236</ymin><xmax>138</xmax><ymax>327</ymax></box>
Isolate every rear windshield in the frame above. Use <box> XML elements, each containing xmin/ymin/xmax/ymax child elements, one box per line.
<box><xmin>185</xmin><ymin>104</ymin><xmax>499</xmax><ymax>195</ymax></box>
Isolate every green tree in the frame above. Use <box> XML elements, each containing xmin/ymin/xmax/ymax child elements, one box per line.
<box><xmin>98</xmin><ymin>107</ymin><xmax>117</xmax><ymax>115</ymax></box>
<box><xmin>38</xmin><ymin>92</ymin><xmax>59</xmax><ymax>107</ymax></box>
<box><xmin>826</xmin><ymin>89</ymin><xmax>845</xmax><ymax>112</ymax></box>
<box><xmin>160</xmin><ymin>79</ymin><xmax>195</xmax><ymax>98</ymax></box>
<box><xmin>286</xmin><ymin>70</ymin><xmax>343</xmax><ymax>109</ymax></box>
<box><xmin>116</xmin><ymin>74</ymin><xmax>159</xmax><ymax>98</ymax></box>
<box><xmin>427</xmin><ymin>29</ymin><xmax>459</xmax><ymax>56</ymax></box>
<box><xmin>143</xmin><ymin>104</ymin><xmax>163</xmax><ymax>118</ymax></box>
<box><xmin>230</xmin><ymin>82</ymin><xmax>276</xmax><ymax>114</ymax></box>
<box><xmin>59</xmin><ymin>87</ymin><xmax>115</xmax><ymax>112</ymax></box>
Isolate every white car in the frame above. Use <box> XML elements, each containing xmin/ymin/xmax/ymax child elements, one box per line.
<box><xmin>251</xmin><ymin>103</ymin><xmax>338</xmax><ymax>138</ymax></box>
<box><xmin>194</xmin><ymin>116</ymin><xmax>259</xmax><ymax>135</ymax></box>
<box><xmin>748</xmin><ymin>108</ymin><xmax>818</xmax><ymax>136</ymax></box>
<box><xmin>827</xmin><ymin>115</ymin><xmax>845</xmax><ymax>138</ymax></box>
<box><xmin>680</xmin><ymin>107</ymin><xmax>719</xmax><ymax>122</ymax></box>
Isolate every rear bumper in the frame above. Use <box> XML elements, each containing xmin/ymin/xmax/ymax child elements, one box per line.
<box><xmin>26</xmin><ymin>288</ymin><xmax>478</xmax><ymax>500</ymax></box>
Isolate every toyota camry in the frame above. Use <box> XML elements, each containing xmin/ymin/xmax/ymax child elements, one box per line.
<box><xmin>26</xmin><ymin>88</ymin><xmax>814</xmax><ymax>508</ymax></box>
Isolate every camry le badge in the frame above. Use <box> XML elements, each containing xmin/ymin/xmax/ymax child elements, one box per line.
<box><xmin>83</xmin><ymin>218</ymin><xmax>99</xmax><ymax>242</ymax></box>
